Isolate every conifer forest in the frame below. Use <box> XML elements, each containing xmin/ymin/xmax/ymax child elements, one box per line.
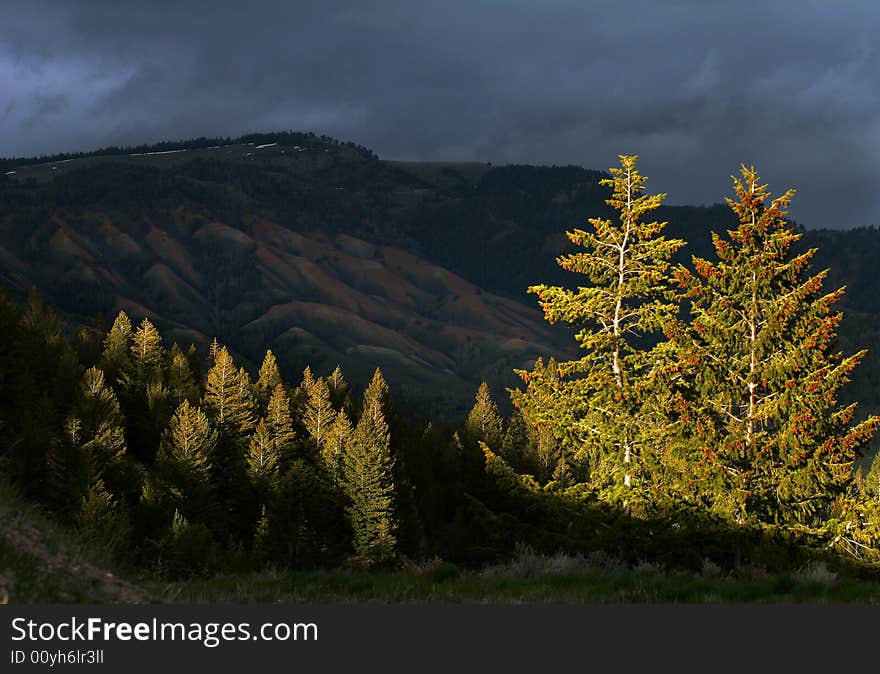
<box><xmin>4</xmin><ymin>153</ymin><xmax>880</xmax><ymax>588</ymax></box>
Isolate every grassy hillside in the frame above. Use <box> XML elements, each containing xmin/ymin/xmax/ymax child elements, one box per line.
<box><xmin>0</xmin><ymin>475</ymin><xmax>150</xmax><ymax>603</ymax></box>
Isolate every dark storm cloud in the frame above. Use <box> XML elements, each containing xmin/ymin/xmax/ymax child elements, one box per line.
<box><xmin>3</xmin><ymin>0</ymin><xmax>880</xmax><ymax>227</ymax></box>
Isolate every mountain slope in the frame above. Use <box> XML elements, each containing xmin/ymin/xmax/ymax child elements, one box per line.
<box><xmin>2</xmin><ymin>131</ymin><xmax>879</xmax><ymax>421</ymax></box>
<box><xmin>0</xmin><ymin>134</ymin><xmax>581</xmax><ymax>417</ymax></box>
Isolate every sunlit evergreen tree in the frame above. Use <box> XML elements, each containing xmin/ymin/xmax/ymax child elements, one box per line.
<box><xmin>67</xmin><ymin>367</ymin><xmax>127</xmax><ymax>499</ymax></box>
<box><xmin>167</xmin><ymin>343</ymin><xmax>200</xmax><ymax>406</ymax></box>
<box><xmin>99</xmin><ymin>311</ymin><xmax>133</xmax><ymax>386</ymax></box>
<box><xmin>666</xmin><ymin>166</ymin><xmax>879</xmax><ymax>526</ymax></box>
<box><xmin>512</xmin><ymin>156</ymin><xmax>684</xmax><ymax>506</ymax></box>
<box><xmin>202</xmin><ymin>347</ymin><xmax>256</xmax><ymax>537</ymax></box>
<box><xmin>340</xmin><ymin>369</ymin><xmax>397</xmax><ymax>563</ymax></box>
<box><xmin>247</xmin><ymin>418</ymin><xmax>280</xmax><ymax>498</ymax></box>
<box><xmin>129</xmin><ymin>318</ymin><xmax>164</xmax><ymax>385</ymax></box>
<box><xmin>204</xmin><ymin>347</ymin><xmax>256</xmax><ymax>438</ymax></box>
<box><xmin>303</xmin><ymin>377</ymin><xmax>335</xmax><ymax>453</ymax></box>
<box><xmin>322</xmin><ymin>409</ymin><xmax>352</xmax><ymax>480</ymax></box>
<box><xmin>255</xmin><ymin>349</ymin><xmax>282</xmax><ymax>411</ymax></box>
<box><xmin>265</xmin><ymin>383</ymin><xmax>297</xmax><ymax>464</ymax></box>
<box><xmin>146</xmin><ymin>399</ymin><xmax>218</xmax><ymax>524</ymax></box>
<box><xmin>465</xmin><ymin>382</ymin><xmax>504</xmax><ymax>450</ymax></box>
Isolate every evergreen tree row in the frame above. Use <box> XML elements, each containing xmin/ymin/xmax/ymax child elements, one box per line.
<box><xmin>0</xmin><ymin>299</ymin><xmax>444</xmax><ymax>574</ymax></box>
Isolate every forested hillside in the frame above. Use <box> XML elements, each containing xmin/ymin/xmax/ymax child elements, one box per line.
<box><xmin>3</xmin><ymin>136</ymin><xmax>880</xmax><ymax>595</ymax></box>
<box><xmin>3</xmin><ymin>132</ymin><xmax>880</xmax><ymax>422</ymax></box>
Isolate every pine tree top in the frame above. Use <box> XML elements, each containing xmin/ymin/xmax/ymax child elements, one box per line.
<box><xmin>362</xmin><ymin>367</ymin><xmax>392</xmax><ymax>421</ymax></box>
<box><xmin>328</xmin><ymin>365</ymin><xmax>347</xmax><ymax>389</ymax></box>
<box><xmin>266</xmin><ymin>383</ymin><xmax>292</xmax><ymax>421</ymax></box>
<box><xmin>257</xmin><ymin>350</ymin><xmax>281</xmax><ymax>392</ymax></box>
<box><xmin>161</xmin><ymin>399</ymin><xmax>217</xmax><ymax>476</ymax></box>
<box><xmin>105</xmin><ymin>311</ymin><xmax>132</xmax><ymax>341</ymax></box>
<box><xmin>207</xmin><ymin>346</ymin><xmax>235</xmax><ymax>383</ymax></box>
<box><xmin>204</xmin><ymin>347</ymin><xmax>256</xmax><ymax>435</ymax></box>
<box><xmin>466</xmin><ymin>381</ymin><xmax>504</xmax><ymax>448</ymax></box>
<box><xmin>300</xmin><ymin>366</ymin><xmax>316</xmax><ymax>392</ymax></box>
<box><xmin>208</xmin><ymin>337</ymin><xmax>222</xmax><ymax>362</ymax></box>
<box><xmin>130</xmin><ymin>318</ymin><xmax>163</xmax><ymax>370</ymax></box>
<box><xmin>357</xmin><ymin>370</ymin><xmax>391</xmax><ymax>452</ymax></box>
<box><xmin>527</xmin><ymin>155</ymin><xmax>684</xmax><ymax>361</ymax></box>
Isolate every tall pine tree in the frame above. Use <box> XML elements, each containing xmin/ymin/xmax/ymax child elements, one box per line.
<box><xmin>129</xmin><ymin>318</ymin><xmax>164</xmax><ymax>385</ymax></box>
<box><xmin>145</xmin><ymin>399</ymin><xmax>218</xmax><ymax>526</ymax></box>
<box><xmin>513</xmin><ymin>155</ymin><xmax>684</xmax><ymax>505</ymax></box>
<box><xmin>666</xmin><ymin>166</ymin><xmax>879</xmax><ymax>527</ymax></box>
<box><xmin>202</xmin><ymin>347</ymin><xmax>257</xmax><ymax>539</ymax></box>
<box><xmin>340</xmin><ymin>369</ymin><xmax>397</xmax><ymax>563</ymax></box>
<box><xmin>203</xmin><ymin>347</ymin><xmax>256</xmax><ymax>438</ymax></box>
<box><xmin>67</xmin><ymin>367</ymin><xmax>127</xmax><ymax>496</ymax></box>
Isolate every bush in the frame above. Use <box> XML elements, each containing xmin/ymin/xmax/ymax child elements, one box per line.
<box><xmin>158</xmin><ymin>510</ymin><xmax>219</xmax><ymax>578</ymax></box>
<box><xmin>74</xmin><ymin>481</ymin><xmax>132</xmax><ymax>563</ymax></box>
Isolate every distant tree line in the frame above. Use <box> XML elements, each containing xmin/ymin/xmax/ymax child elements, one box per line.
<box><xmin>0</xmin><ymin>130</ymin><xmax>377</xmax><ymax>171</ymax></box>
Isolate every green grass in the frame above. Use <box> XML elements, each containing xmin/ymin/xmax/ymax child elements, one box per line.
<box><xmin>160</xmin><ymin>564</ymin><xmax>880</xmax><ymax>604</ymax></box>
<box><xmin>0</xmin><ymin>476</ymin><xmax>150</xmax><ymax>604</ymax></box>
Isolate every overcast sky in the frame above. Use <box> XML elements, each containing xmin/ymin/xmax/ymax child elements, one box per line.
<box><xmin>3</xmin><ymin>1</ymin><xmax>880</xmax><ymax>228</ymax></box>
